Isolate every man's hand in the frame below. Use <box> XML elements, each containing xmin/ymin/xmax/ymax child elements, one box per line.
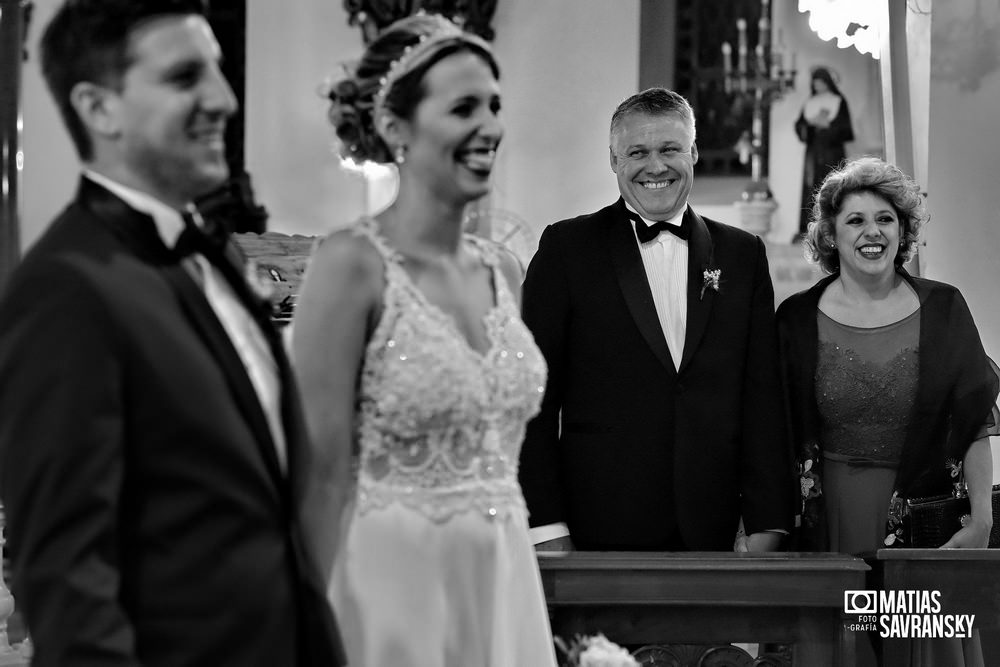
<box><xmin>535</xmin><ymin>536</ymin><xmax>574</xmax><ymax>552</ymax></box>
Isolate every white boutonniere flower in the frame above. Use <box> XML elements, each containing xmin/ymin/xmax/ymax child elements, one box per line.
<box><xmin>700</xmin><ymin>268</ymin><xmax>721</xmax><ymax>300</ymax></box>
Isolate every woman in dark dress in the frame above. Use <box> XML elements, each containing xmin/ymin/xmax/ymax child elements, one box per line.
<box><xmin>794</xmin><ymin>67</ymin><xmax>854</xmax><ymax>242</ymax></box>
<box><xmin>777</xmin><ymin>157</ymin><xmax>999</xmax><ymax>666</ymax></box>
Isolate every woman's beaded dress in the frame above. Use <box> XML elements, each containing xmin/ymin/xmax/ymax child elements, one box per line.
<box><xmin>328</xmin><ymin>218</ymin><xmax>556</xmax><ymax>666</ymax></box>
<box><xmin>816</xmin><ymin>308</ymin><xmax>985</xmax><ymax>667</ymax></box>
<box><xmin>815</xmin><ymin>308</ymin><xmax>919</xmax><ymax>555</ymax></box>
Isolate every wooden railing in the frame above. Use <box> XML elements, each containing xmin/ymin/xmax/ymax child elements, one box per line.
<box><xmin>538</xmin><ymin>551</ymin><xmax>869</xmax><ymax>666</ymax></box>
<box><xmin>865</xmin><ymin>549</ymin><xmax>1000</xmax><ymax>667</ymax></box>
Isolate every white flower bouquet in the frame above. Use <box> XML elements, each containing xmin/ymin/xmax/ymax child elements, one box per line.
<box><xmin>555</xmin><ymin>633</ymin><xmax>639</xmax><ymax>667</ymax></box>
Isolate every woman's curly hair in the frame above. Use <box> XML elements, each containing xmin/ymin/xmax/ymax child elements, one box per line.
<box><xmin>326</xmin><ymin>76</ymin><xmax>386</xmax><ymax>163</ymax></box>
<box><xmin>325</xmin><ymin>14</ymin><xmax>498</xmax><ymax>164</ymax></box>
<box><xmin>805</xmin><ymin>156</ymin><xmax>927</xmax><ymax>274</ymax></box>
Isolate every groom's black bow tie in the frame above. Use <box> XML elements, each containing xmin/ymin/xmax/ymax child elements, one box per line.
<box><xmin>174</xmin><ymin>173</ymin><xmax>275</xmax><ymax>324</ymax></box>
<box><xmin>184</xmin><ymin>171</ymin><xmax>269</xmax><ymax>240</ymax></box>
<box><xmin>175</xmin><ymin>206</ymin><xmax>230</xmax><ymax>259</ymax></box>
<box><xmin>630</xmin><ymin>213</ymin><xmax>689</xmax><ymax>244</ymax></box>
<box><xmin>174</xmin><ymin>170</ymin><xmax>268</xmax><ymax>278</ymax></box>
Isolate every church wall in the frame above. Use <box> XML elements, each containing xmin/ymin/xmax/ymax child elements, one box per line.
<box><xmin>924</xmin><ymin>2</ymin><xmax>1000</xmax><ymax>375</ymax></box>
<box><xmin>487</xmin><ymin>0</ymin><xmax>640</xmax><ymax>246</ymax></box>
<box><xmin>245</xmin><ymin>0</ymin><xmax>366</xmax><ymax>236</ymax></box>
<box><xmin>19</xmin><ymin>0</ymin><xmax>77</xmax><ymax>251</ymax></box>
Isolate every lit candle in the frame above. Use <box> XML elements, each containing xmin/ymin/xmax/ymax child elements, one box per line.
<box><xmin>737</xmin><ymin>18</ymin><xmax>748</xmax><ymax>75</ymax></box>
<box><xmin>721</xmin><ymin>41</ymin><xmax>732</xmax><ymax>93</ymax></box>
<box><xmin>760</xmin><ymin>0</ymin><xmax>770</xmax><ymax>49</ymax></box>
<box><xmin>755</xmin><ymin>43</ymin><xmax>765</xmax><ymax>77</ymax></box>
<box><xmin>775</xmin><ymin>28</ymin><xmax>786</xmax><ymax>72</ymax></box>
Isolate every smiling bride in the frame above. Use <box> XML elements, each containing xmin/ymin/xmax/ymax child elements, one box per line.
<box><xmin>290</xmin><ymin>13</ymin><xmax>557</xmax><ymax>666</ymax></box>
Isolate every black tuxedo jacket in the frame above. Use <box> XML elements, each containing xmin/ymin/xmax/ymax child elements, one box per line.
<box><xmin>0</xmin><ymin>179</ymin><xmax>344</xmax><ymax>666</ymax></box>
<box><xmin>519</xmin><ymin>199</ymin><xmax>794</xmax><ymax>550</ymax></box>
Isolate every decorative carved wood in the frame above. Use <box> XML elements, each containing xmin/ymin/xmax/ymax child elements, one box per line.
<box><xmin>343</xmin><ymin>0</ymin><xmax>498</xmax><ymax>44</ymax></box>
<box><xmin>233</xmin><ymin>232</ymin><xmax>317</xmax><ymax>325</ymax></box>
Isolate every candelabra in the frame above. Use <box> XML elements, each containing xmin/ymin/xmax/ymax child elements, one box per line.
<box><xmin>720</xmin><ymin>0</ymin><xmax>796</xmax><ymax>219</ymax></box>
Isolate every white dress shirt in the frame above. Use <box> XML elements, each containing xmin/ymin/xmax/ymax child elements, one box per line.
<box><xmin>84</xmin><ymin>170</ymin><xmax>287</xmax><ymax>473</ymax></box>
<box><xmin>629</xmin><ymin>204</ymin><xmax>688</xmax><ymax>371</ymax></box>
<box><xmin>530</xmin><ymin>202</ymin><xmax>690</xmax><ymax>546</ymax></box>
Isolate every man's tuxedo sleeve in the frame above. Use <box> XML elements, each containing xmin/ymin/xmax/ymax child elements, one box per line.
<box><xmin>519</xmin><ymin>224</ymin><xmax>571</xmax><ymax>528</ymax></box>
<box><xmin>738</xmin><ymin>237</ymin><xmax>795</xmax><ymax>534</ymax></box>
<box><xmin>0</xmin><ymin>261</ymin><xmax>142</xmax><ymax>666</ymax></box>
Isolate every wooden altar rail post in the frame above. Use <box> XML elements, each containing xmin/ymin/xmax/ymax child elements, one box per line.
<box><xmin>538</xmin><ymin>551</ymin><xmax>869</xmax><ymax>666</ymax></box>
<box><xmin>866</xmin><ymin>549</ymin><xmax>1000</xmax><ymax>667</ymax></box>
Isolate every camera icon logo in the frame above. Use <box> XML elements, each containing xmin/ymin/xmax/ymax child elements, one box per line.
<box><xmin>844</xmin><ymin>590</ymin><xmax>878</xmax><ymax>614</ymax></box>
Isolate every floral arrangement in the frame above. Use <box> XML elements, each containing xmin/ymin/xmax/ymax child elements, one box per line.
<box><xmin>884</xmin><ymin>491</ymin><xmax>907</xmax><ymax>546</ymax></box>
<box><xmin>799</xmin><ymin>457</ymin><xmax>822</xmax><ymax>512</ymax></box>
<box><xmin>555</xmin><ymin>634</ymin><xmax>639</xmax><ymax>667</ymax></box>
<box><xmin>700</xmin><ymin>267</ymin><xmax>721</xmax><ymax>300</ymax></box>
<box><xmin>797</xmin><ymin>442</ymin><xmax>825</xmax><ymax>547</ymax></box>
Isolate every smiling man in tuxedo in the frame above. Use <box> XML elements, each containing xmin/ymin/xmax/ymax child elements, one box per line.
<box><xmin>0</xmin><ymin>1</ymin><xmax>343</xmax><ymax>664</ymax></box>
<box><xmin>520</xmin><ymin>87</ymin><xmax>794</xmax><ymax>552</ymax></box>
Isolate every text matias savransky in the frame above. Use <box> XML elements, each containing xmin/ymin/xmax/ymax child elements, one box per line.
<box><xmin>844</xmin><ymin>590</ymin><xmax>976</xmax><ymax>639</ymax></box>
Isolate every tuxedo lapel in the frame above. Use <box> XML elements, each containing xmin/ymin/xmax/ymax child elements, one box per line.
<box><xmin>79</xmin><ymin>179</ymin><xmax>287</xmax><ymax>493</ymax></box>
<box><xmin>680</xmin><ymin>207</ymin><xmax>715</xmax><ymax>373</ymax></box>
<box><xmin>606</xmin><ymin>199</ymin><xmax>675</xmax><ymax>373</ymax></box>
<box><xmin>161</xmin><ymin>265</ymin><xmax>286</xmax><ymax>490</ymax></box>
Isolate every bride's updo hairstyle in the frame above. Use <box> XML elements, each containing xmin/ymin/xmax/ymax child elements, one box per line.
<box><xmin>327</xmin><ymin>13</ymin><xmax>499</xmax><ymax>164</ymax></box>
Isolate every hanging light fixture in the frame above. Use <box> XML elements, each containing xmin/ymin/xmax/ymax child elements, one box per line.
<box><xmin>798</xmin><ymin>0</ymin><xmax>883</xmax><ymax>59</ymax></box>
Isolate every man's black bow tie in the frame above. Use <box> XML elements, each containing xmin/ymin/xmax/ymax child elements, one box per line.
<box><xmin>174</xmin><ymin>172</ymin><xmax>271</xmax><ymax>313</ymax></box>
<box><xmin>175</xmin><ymin>206</ymin><xmax>230</xmax><ymax>258</ymax></box>
<box><xmin>189</xmin><ymin>171</ymin><xmax>269</xmax><ymax>237</ymax></box>
<box><xmin>175</xmin><ymin>198</ymin><xmax>276</xmax><ymax>325</ymax></box>
<box><xmin>174</xmin><ymin>170</ymin><xmax>267</xmax><ymax>262</ymax></box>
<box><xmin>630</xmin><ymin>213</ymin><xmax>689</xmax><ymax>244</ymax></box>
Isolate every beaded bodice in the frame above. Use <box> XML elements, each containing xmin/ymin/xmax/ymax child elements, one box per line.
<box><xmin>352</xmin><ymin>219</ymin><xmax>547</xmax><ymax>522</ymax></box>
<box><xmin>816</xmin><ymin>309</ymin><xmax>919</xmax><ymax>464</ymax></box>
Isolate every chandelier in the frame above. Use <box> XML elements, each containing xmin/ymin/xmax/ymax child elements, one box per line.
<box><xmin>798</xmin><ymin>0</ymin><xmax>882</xmax><ymax>59</ymax></box>
<box><xmin>343</xmin><ymin>0</ymin><xmax>498</xmax><ymax>44</ymax></box>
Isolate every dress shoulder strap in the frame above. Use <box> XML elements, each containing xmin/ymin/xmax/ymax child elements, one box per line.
<box><xmin>350</xmin><ymin>216</ymin><xmax>402</xmax><ymax>265</ymax></box>
<box><xmin>464</xmin><ymin>233</ymin><xmax>518</xmax><ymax>311</ymax></box>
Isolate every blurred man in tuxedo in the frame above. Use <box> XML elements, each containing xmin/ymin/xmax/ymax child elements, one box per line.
<box><xmin>0</xmin><ymin>1</ymin><xmax>343</xmax><ymax>664</ymax></box>
<box><xmin>520</xmin><ymin>87</ymin><xmax>794</xmax><ymax>552</ymax></box>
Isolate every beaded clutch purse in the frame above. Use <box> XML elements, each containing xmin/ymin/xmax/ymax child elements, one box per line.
<box><xmin>906</xmin><ymin>483</ymin><xmax>1000</xmax><ymax>548</ymax></box>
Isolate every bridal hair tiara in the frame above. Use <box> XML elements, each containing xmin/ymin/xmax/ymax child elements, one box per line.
<box><xmin>372</xmin><ymin>14</ymin><xmax>492</xmax><ymax>119</ymax></box>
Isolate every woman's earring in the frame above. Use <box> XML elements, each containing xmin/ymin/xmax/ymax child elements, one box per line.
<box><xmin>394</xmin><ymin>144</ymin><xmax>407</xmax><ymax>165</ymax></box>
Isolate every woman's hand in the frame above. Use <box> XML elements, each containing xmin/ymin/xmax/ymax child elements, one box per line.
<box><xmin>941</xmin><ymin>437</ymin><xmax>995</xmax><ymax>549</ymax></box>
<box><xmin>941</xmin><ymin>517</ymin><xmax>992</xmax><ymax>549</ymax></box>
